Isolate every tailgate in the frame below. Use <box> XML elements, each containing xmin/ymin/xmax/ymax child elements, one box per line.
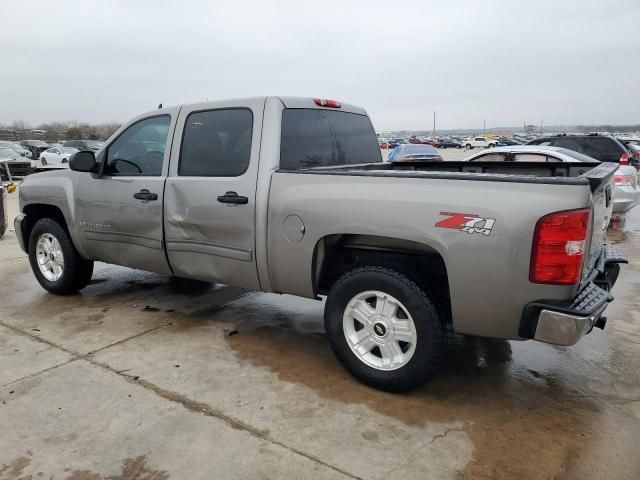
<box><xmin>580</xmin><ymin>162</ymin><xmax>617</xmax><ymax>284</ymax></box>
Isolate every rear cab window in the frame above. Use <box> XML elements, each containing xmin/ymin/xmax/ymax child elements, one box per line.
<box><xmin>280</xmin><ymin>109</ymin><xmax>381</xmax><ymax>169</ymax></box>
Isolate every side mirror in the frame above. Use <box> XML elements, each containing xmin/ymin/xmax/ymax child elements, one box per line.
<box><xmin>69</xmin><ymin>150</ymin><xmax>97</xmax><ymax>172</ymax></box>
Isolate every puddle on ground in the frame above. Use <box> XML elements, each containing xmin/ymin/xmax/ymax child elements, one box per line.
<box><xmin>223</xmin><ymin>294</ymin><xmax>640</xmax><ymax>479</ymax></box>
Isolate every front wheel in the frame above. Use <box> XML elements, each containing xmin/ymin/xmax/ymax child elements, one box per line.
<box><xmin>28</xmin><ymin>218</ymin><xmax>94</xmax><ymax>294</ymax></box>
<box><xmin>324</xmin><ymin>266</ymin><xmax>451</xmax><ymax>392</ymax></box>
<box><xmin>465</xmin><ymin>143</ymin><xmax>472</xmax><ymax>149</ymax></box>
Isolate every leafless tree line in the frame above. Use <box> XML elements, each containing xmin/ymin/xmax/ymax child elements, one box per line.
<box><xmin>0</xmin><ymin>120</ymin><xmax>121</xmax><ymax>141</ymax></box>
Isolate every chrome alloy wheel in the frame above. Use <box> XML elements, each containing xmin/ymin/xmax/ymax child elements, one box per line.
<box><xmin>342</xmin><ymin>290</ymin><xmax>417</xmax><ymax>371</ymax></box>
<box><xmin>36</xmin><ymin>233</ymin><xmax>64</xmax><ymax>282</ymax></box>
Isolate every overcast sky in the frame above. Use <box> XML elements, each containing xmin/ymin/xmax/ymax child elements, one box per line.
<box><xmin>1</xmin><ymin>0</ymin><xmax>639</xmax><ymax>130</ymax></box>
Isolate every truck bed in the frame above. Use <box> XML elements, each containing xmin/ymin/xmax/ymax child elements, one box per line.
<box><xmin>290</xmin><ymin>160</ymin><xmax>608</xmax><ymax>190</ymax></box>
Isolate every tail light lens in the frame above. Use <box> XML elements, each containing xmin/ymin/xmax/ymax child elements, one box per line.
<box><xmin>620</xmin><ymin>152</ymin><xmax>629</xmax><ymax>165</ymax></box>
<box><xmin>615</xmin><ymin>174</ymin><xmax>633</xmax><ymax>186</ymax></box>
<box><xmin>530</xmin><ymin>208</ymin><xmax>591</xmax><ymax>285</ymax></box>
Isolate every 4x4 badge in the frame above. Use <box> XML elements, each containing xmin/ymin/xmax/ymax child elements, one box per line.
<box><xmin>435</xmin><ymin>212</ymin><xmax>496</xmax><ymax>236</ymax></box>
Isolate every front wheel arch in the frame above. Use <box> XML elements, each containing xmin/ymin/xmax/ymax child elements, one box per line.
<box><xmin>22</xmin><ymin>204</ymin><xmax>69</xmax><ymax>254</ymax></box>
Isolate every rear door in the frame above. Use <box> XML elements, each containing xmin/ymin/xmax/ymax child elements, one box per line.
<box><xmin>76</xmin><ymin>110</ymin><xmax>178</xmax><ymax>274</ymax></box>
<box><xmin>163</xmin><ymin>98</ymin><xmax>264</xmax><ymax>289</ymax></box>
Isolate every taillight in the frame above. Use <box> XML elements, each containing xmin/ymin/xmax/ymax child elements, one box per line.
<box><xmin>615</xmin><ymin>174</ymin><xmax>633</xmax><ymax>186</ymax></box>
<box><xmin>313</xmin><ymin>98</ymin><xmax>341</xmax><ymax>108</ymax></box>
<box><xmin>530</xmin><ymin>208</ymin><xmax>591</xmax><ymax>285</ymax></box>
<box><xmin>620</xmin><ymin>152</ymin><xmax>629</xmax><ymax>165</ymax></box>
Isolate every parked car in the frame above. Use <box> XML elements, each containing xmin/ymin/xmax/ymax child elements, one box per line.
<box><xmin>434</xmin><ymin>139</ymin><xmax>462</xmax><ymax>149</ymax></box>
<box><xmin>527</xmin><ymin>134</ymin><xmax>637</xmax><ymax>167</ymax></box>
<box><xmin>19</xmin><ymin>140</ymin><xmax>50</xmax><ymax>159</ymax></box>
<box><xmin>388</xmin><ymin>144</ymin><xmax>443</xmax><ymax>162</ymax></box>
<box><xmin>496</xmin><ymin>137</ymin><xmax>520</xmax><ymax>146</ymax></box>
<box><xmin>463</xmin><ymin>137</ymin><xmax>497</xmax><ymax>149</ymax></box>
<box><xmin>0</xmin><ymin>141</ymin><xmax>33</xmax><ymax>158</ymax></box>
<box><xmin>63</xmin><ymin>139</ymin><xmax>104</xmax><ymax>151</ymax></box>
<box><xmin>39</xmin><ymin>146</ymin><xmax>78</xmax><ymax>166</ymax></box>
<box><xmin>388</xmin><ymin>139</ymin><xmax>407</xmax><ymax>149</ymax></box>
<box><xmin>15</xmin><ymin>96</ymin><xmax>625</xmax><ymax>393</ymax></box>
<box><xmin>465</xmin><ymin>145</ymin><xmax>640</xmax><ymax>212</ymax></box>
<box><xmin>409</xmin><ymin>137</ymin><xmax>437</xmax><ymax>146</ymax></box>
<box><xmin>0</xmin><ymin>148</ymin><xmax>32</xmax><ymax>179</ymax></box>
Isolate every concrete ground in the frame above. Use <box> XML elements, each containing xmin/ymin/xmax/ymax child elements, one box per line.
<box><xmin>1</xmin><ymin>179</ymin><xmax>640</xmax><ymax>480</ymax></box>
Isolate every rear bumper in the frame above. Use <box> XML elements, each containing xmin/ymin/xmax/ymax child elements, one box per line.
<box><xmin>519</xmin><ymin>245</ymin><xmax>627</xmax><ymax>346</ymax></box>
<box><xmin>612</xmin><ymin>185</ymin><xmax>640</xmax><ymax>212</ymax></box>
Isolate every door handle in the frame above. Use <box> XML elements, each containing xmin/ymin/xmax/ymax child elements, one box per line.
<box><xmin>133</xmin><ymin>189</ymin><xmax>158</xmax><ymax>201</ymax></box>
<box><xmin>217</xmin><ymin>191</ymin><xmax>248</xmax><ymax>205</ymax></box>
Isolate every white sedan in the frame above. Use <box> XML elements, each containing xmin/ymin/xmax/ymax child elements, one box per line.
<box><xmin>464</xmin><ymin>145</ymin><xmax>640</xmax><ymax>213</ymax></box>
<box><xmin>39</xmin><ymin>146</ymin><xmax>78</xmax><ymax>166</ymax></box>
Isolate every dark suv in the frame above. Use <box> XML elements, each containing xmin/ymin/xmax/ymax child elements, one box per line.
<box><xmin>527</xmin><ymin>134</ymin><xmax>637</xmax><ymax>166</ymax></box>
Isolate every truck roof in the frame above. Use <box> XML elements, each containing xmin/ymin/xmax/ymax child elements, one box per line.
<box><xmin>144</xmin><ymin>96</ymin><xmax>368</xmax><ymax>118</ymax></box>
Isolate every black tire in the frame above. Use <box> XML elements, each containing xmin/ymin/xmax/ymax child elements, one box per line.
<box><xmin>466</xmin><ymin>143</ymin><xmax>472</xmax><ymax>149</ymax></box>
<box><xmin>488</xmin><ymin>143</ymin><xmax>495</xmax><ymax>148</ymax></box>
<box><xmin>324</xmin><ymin>266</ymin><xmax>452</xmax><ymax>392</ymax></box>
<box><xmin>28</xmin><ymin>218</ymin><xmax>93</xmax><ymax>294</ymax></box>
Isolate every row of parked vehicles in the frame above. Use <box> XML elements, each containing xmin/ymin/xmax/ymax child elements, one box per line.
<box><xmin>387</xmin><ymin>133</ymin><xmax>640</xmax><ymax>213</ymax></box>
<box><xmin>0</xmin><ymin>139</ymin><xmax>104</xmax><ymax>180</ymax></box>
<box><xmin>379</xmin><ymin>134</ymin><xmax>535</xmax><ymax>150</ymax></box>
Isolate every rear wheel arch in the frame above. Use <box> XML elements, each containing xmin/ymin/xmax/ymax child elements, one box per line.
<box><xmin>312</xmin><ymin>234</ymin><xmax>451</xmax><ymax>319</ymax></box>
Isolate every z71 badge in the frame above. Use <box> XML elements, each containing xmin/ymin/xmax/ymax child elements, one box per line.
<box><xmin>435</xmin><ymin>212</ymin><xmax>496</xmax><ymax>236</ymax></box>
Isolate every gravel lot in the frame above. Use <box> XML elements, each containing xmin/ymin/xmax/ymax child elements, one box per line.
<box><xmin>1</xmin><ymin>180</ymin><xmax>640</xmax><ymax>480</ymax></box>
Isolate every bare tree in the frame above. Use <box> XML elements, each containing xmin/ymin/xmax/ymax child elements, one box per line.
<box><xmin>11</xmin><ymin>120</ymin><xmax>32</xmax><ymax>131</ymax></box>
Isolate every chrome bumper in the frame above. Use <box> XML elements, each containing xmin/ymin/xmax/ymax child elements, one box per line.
<box><xmin>520</xmin><ymin>245</ymin><xmax>627</xmax><ymax>346</ymax></box>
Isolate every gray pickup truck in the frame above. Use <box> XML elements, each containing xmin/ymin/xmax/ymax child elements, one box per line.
<box><xmin>15</xmin><ymin>96</ymin><xmax>627</xmax><ymax>392</ymax></box>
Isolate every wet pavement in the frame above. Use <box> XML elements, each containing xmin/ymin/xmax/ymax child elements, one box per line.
<box><xmin>1</xmin><ymin>190</ymin><xmax>640</xmax><ymax>479</ymax></box>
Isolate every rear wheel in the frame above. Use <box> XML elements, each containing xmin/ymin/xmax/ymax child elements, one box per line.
<box><xmin>465</xmin><ymin>143</ymin><xmax>472</xmax><ymax>149</ymax></box>
<box><xmin>28</xmin><ymin>218</ymin><xmax>93</xmax><ymax>294</ymax></box>
<box><xmin>325</xmin><ymin>266</ymin><xmax>451</xmax><ymax>392</ymax></box>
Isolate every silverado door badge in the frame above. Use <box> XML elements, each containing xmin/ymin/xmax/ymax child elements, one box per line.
<box><xmin>435</xmin><ymin>212</ymin><xmax>496</xmax><ymax>236</ymax></box>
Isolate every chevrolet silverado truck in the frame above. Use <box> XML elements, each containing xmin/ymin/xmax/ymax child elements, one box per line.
<box><xmin>14</xmin><ymin>96</ymin><xmax>626</xmax><ymax>392</ymax></box>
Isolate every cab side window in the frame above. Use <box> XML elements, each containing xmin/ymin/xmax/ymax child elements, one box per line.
<box><xmin>179</xmin><ymin>109</ymin><xmax>253</xmax><ymax>176</ymax></box>
<box><xmin>105</xmin><ymin>115</ymin><xmax>170</xmax><ymax>176</ymax></box>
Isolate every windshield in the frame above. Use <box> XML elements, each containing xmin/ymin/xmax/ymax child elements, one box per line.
<box><xmin>0</xmin><ymin>148</ymin><xmax>19</xmax><ymax>158</ymax></box>
<box><xmin>25</xmin><ymin>140</ymin><xmax>49</xmax><ymax>147</ymax></box>
<box><xmin>61</xmin><ymin>147</ymin><xmax>79</xmax><ymax>153</ymax></box>
<box><xmin>404</xmin><ymin>145</ymin><xmax>438</xmax><ymax>155</ymax></box>
<box><xmin>85</xmin><ymin>140</ymin><xmax>103</xmax><ymax>147</ymax></box>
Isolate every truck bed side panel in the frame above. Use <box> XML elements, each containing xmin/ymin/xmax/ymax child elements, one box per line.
<box><xmin>267</xmin><ymin>172</ymin><xmax>593</xmax><ymax>340</ymax></box>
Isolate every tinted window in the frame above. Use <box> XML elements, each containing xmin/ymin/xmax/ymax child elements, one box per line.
<box><xmin>179</xmin><ymin>109</ymin><xmax>252</xmax><ymax>176</ymax></box>
<box><xmin>280</xmin><ymin>109</ymin><xmax>381</xmax><ymax>169</ymax></box>
<box><xmin>556</xmin><ymin>148</ymin><xmax>598</xmax><ymax>162</ymax></box>
<box><xmin>469</xmin><ymin>153</ymin><xmax>507</xmax><ymax>162</ymax></box>
<box><xmin>553</xmin><ymin>137</ymin><xmax>623</xmax><ymax>162</ymax></box>
<box><xmin>105</xmin><ymin>115</ymin><xmax>170</xmax><ymax>176</ymax></box>
<box><xmin>405</xmin><ymin>145</ymin><xmax>438</xmax><ymax>155</ymax></box>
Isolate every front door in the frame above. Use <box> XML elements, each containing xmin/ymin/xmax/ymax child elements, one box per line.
<box><xmin>76</xmin><ymin>110</ymin><xmax>178</xmax><ymax>274</ymax></box>
<box><xmin>163</xmin><ymin>99</ymin><xmax>264</xmax><ymax>289</ymax></box>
